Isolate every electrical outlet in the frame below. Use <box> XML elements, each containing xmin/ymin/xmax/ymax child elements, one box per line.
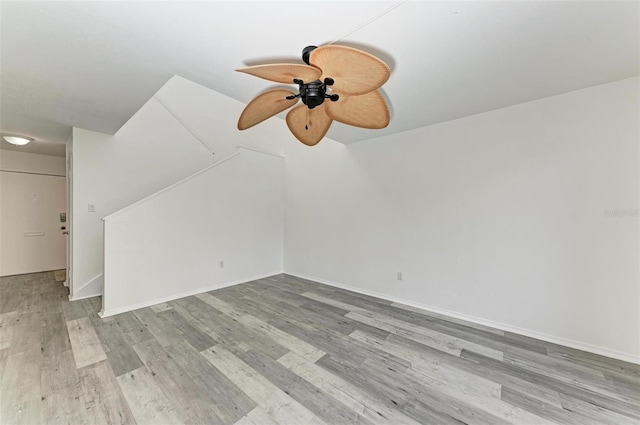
<box><xmin>219</xmin><ymin>261</ymin><xmax>224</xmax><ymax>269</ymax></box>
<box><xmin>397</xmin><ymin>271</ymin><xmax>403</xmax><ymax>281</ymax></box>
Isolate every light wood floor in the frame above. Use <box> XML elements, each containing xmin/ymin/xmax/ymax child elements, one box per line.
<box><xmin>1</xmin><ymin>271</ymin><xmax>638</xmax><ymax>424</ymax></box>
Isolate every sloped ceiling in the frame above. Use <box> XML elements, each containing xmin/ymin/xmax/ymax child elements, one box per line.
<box><xmin>1</xmin><ymin>1</ymin><xmax>638</xmax><ymax>155</ymax></box>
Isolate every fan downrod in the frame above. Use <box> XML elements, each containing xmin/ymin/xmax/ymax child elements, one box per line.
<box><xmin>302</xmin><ymin>46</ymin><xmax>317</xmax><ymax>65</ymax></box>
<box><xmin>282</xmin><ymin>46</ymin><xmax>339</xmax><ymax>109</ymax></box>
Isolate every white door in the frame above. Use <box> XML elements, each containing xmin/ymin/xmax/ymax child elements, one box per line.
<box><xmin>0</xmin><ymin>171</ymin><xmax>67</xmax><ymax>276</ymax></box>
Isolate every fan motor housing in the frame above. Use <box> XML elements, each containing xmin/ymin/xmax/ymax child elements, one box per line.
<box><xmin>290</xmin><ymin>77</ymin><xmax>338</xmax><ymax>109</ymax></box>
<box><xmin>301</xmin><ymin>80</ymin><xmax>325</xmax><ymax>109</ymax></box>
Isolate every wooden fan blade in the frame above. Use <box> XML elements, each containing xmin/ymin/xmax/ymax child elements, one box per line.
<box><xmin>238</xmin><ymin>89</ymin><xmax>298</xmax><ymax>130</ymax></box>
<box><xmin>325</xmin><ymin>90</ymin><xmax>390</xmax><ymax>129</ymax></box>
<box><xmin>236</xmin><ymin>64</ymin><xmax>321</xmax><ymax>84</ymax></box>
<box><xmin>310</xmin><ymin>45</ymin><xmax>390</xmax><ymax>96</ymax></box>
<box><xmin>286</xmin><ymin>104</ymin><xmax>332</xmax><ymax>146</ymax></box>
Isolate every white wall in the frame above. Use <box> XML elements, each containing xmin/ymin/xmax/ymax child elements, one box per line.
<box><xmin>284</xmin><ymin>77</ymin><xmax>640</xmax><ymax>362</ymax></box>
<box><xmin>153</xmin><ymin>76</ymin><xmax>289</xmax><ymax>158</ymax></box>
<box><xmin>0</xmin><ymin>150</ymin><xmax>66</xmax><ymax>176</ymax></box>
<box><xmin>0</xmin><ymin>171</ymin><xmax>66</xmax><ymax>276</ymax></box>
<box><xmin>102</xmin><ymin>148</ymin><xmax>284</xmax><ymax>316</ymax></box>
<box><xmin>71</xmin><ymin>75</ymin><xmax>294</xmax><ymax>299</ymax></box>
<box><xmin>71</xmin><ymin>120</ymin><xmax>212</xmax><ymax>299</ymax></box>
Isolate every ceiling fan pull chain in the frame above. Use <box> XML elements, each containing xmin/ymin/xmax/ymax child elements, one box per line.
<box><xmin>305</xmin><ymin>108</ymin><xmax>309</xmax><ymax>130</ymax></box>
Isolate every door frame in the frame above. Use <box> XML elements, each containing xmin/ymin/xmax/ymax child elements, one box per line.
<box><xmin>66</xmin><ymin>151</ymin><xmax>73</xmax><ymax>293</ymax></box>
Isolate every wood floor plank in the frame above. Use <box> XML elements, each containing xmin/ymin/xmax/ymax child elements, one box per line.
<box><xmin>503</xmin><ymin>349</ymin><xmax>636</xmax><ymax>405</ymax></box>
<box><xmin>156</xmin><ymin>308</ymin><xmax>217</xmax><ymax>351</ymax></box>
<box><xmin>349</xmin><ymin>329</ymin><xmax>503</xmax><ymax>400</ymax></box>
<box><xmin>41</xmin><ymin>312</ymin><xmax>72</xmax><ymax>355</ymax></box>
<box><xmin>201</xmin><ymin>344</ymin><xmax>328</xmax><ymax>425</ymax></box>
<box><xmin>0</xmin><ymin>311</ymin><xmax>18</xmax><ymax>350</ymax></box>
<box><xmin>165</xmin><ymin>298</ymin><xmax>227</xmax><ymax>341</ymax></box>
<box><xmin>113</xmin><ymin>312</ymin><xmax>155</xmax><ymax>345</ymax></box>
<box><xmin>215</xmin><ymin>287</ymin><xmax>360</xmax><ymax>337</ymax></box>
<box><xmin>200</xmin><ymin>307</ymin><xmax>290</xmax><ymax>360</ymax></box>
<box><xmin>163</xmin><ymin>342</ymin><xmax>256</xmax><ymax>423</ymax></box>
<box><xmin>307</xmin><ymin>289</ymin><xmax>548</xmax><ymax>356</ymax></box>
<box><xmin>461</xmin><ymin>349</ymin><xmax>640</xmax><ymax>420</ymax></box>
<box><xmin>233</xmin><ymin>406</ymin><xmax>280</xmax><ymax>425</ymax></box>
<box><xmin>307</xmin><ymin>291</ymin><xmax>507</xmax><ymax>360</ymax></box>
<box><xmin>60</xmin><ymin>298</ymin><xmax>91</xmax><ymax>322</ymax></box>
<box><xmin>78</xmin><ymin>360</ymin><xmax>136</xmax><ymax>425</ymax></box>
<box><xmin>116</xmin><ymin>365</ymin><xmax>185</xmax><ymax>425</ymax></box>
<box><xmin>548</xmin><ymin>346</ymin><xmax>640</xmax><ymax>393</ymax></box>
<box><xmin>171</xmin><ymin>295</ymin><xmax>223</xmax><ymax>318</ymax></box>
<box><xmin>0</xmin><ymin>286</ymin><xmax>22</xmax><ymax>315</ymax></box>
<box><xmin>221</xmin><ymin>285</ymin><xmax>393</xmax><ymax>342</ymax></box>
<box><xmin>558</xmin><ymin>392</ymin><xmax>640</xmax><ymax>425</ymax></box>
<box><xmin>317</xmin><ymin>353</ymin><xmax>472</xmax><ymax>425</ymax></box>
<box><xmin>390</xmin><ymin>301</ymin><xmax>505</xmax><ymax>335</ymax></box>
<box><xmin>299</xmin><ymin>300</ymin><xmax>394</xmax><ymax>339</ymax></box>
<box><xmin>235</xmin><ymin>347</ymin><xmax>377</xmax><ymax>425</ymax></box>
<box><xmin>92</xmin><ymin>318</ymin><xmax>145</xmax><ymax>377</ymax></box>
<box><xmin>131</xmin><ymin>307</ymin><xmax>186</xmax><ymax>348</ymax></box>
<box><xmin>267</xmin><ymin>315</ymin><xmax>410</xmax><ymax>371</ymax></box>
<box><xmin>549</xmin><ymin>343</ymin><xmax>640</xmax><ymax>375</ymax></box>
<box><xmin>501</xmin><ymin>386</ymin><xmax>608</xmax><ymax>425</ymax></box>
<box><xmin>8</xmin><ymin>312</ymin><xmax>41</xmax><ymax>355</ymax></box>
<box><xmin>347</xmin><ymin>310</ymin><xmax>504</xmax><ymax>359</ymax></box>
<box><xmin>198</xmin><ymin>293</ymin><xmax>326</xmax><ymax>362</ymax></box>
<box><xmin>0</xmin><ymin>349</ymin><xmax>9</xmax><ymax>386</ymax></box>
<box><xmin>278</xmin><ymin>351</ymin><xmax>423</xmax><ymax>425</ymax></box>
<box><xmin>66</xmin><ymin>316</ymin><xmax>107</xmax><ymax>369</ymax></box>
<box><xmin>40</xmin><ymin>349</ymin><xmax>87</xmax><ymax>425</ymax></box>
<box><xmin>1</xmin><ymin>350</ymin><xmax>41</xmax><ymax>425</ymax></box>
<box><xmin>213</xmin><ymin>293</ymin><xmax>410</xmax><ymax>371</ymax></box>
<box><xmin>384</xmin><ymin>332</ymin><xmax>567</xmax><ymax>408</ymax></box>
<box><xmin>351</xmin><ymin>330</ymin><xmax>559</xmax><ymax>425</ymax></box>
<box><xmin>149</xmin><ymin>302</ymin><xmax>172</xmax><ymax>313</ymax></box>
<box><xmin>602</xmin><ymin>371</ymin><xmax>640</xmax><ymax>402</ymax></box>
<box><xmin>133</xmin><ymin>338</ymin><xmax>226</xmax><ymax>424</ymax></box>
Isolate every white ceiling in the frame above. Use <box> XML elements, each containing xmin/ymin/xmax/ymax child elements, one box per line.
<box><xmin>1</xmin><ymin>1</ymin><xmax>638</xmax><ymax>157</ymax></box>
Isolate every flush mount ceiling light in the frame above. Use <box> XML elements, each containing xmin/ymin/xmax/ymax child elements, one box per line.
<box><xmin>2</xmin><ymin>135</ymin><xmax>33</xmax><ymax>145</ymax></box>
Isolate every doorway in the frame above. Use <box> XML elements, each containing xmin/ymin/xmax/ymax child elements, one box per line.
<box><xmin>0</xmin><ymin>150</ymin><xmax>68</xmax><ymax>278</ymax></box>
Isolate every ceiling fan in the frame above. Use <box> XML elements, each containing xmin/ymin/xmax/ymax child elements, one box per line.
<box><xmin>237</xmin><ymin>45</ymin><xmax>391</xmax><ymax>146</ymax></box>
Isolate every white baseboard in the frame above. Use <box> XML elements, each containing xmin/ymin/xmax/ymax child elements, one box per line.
<box><xmin>69</xmin><ymin>273</ymin><xmax>103</xmax><ymax>301</ymax></box>
<box><xmin>69</xmin><ymin>292</ymin><xmax>102</xmax><ymax>302</ymax></box>
<box><xmin>286</xmin><ymin>272</ymin><xmax>640</xmax><ymax>365</ymax></box>
<box><xmin>99</xmin><ymin>270</ymin><xmax>283</xmax><ymax>318</ymax></box>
